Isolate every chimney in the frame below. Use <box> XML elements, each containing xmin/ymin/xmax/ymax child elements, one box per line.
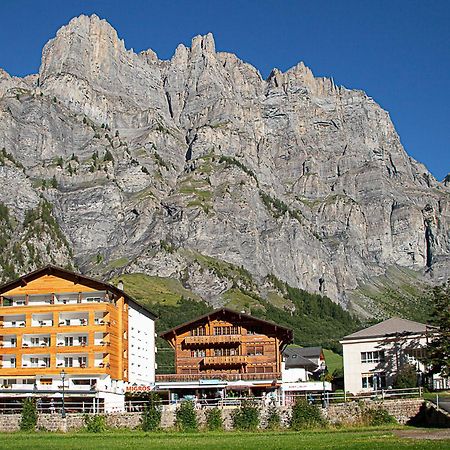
<box><xmin>117</xmin><ymin>280</ymin><xmax>124</xmax><ymax>291</ymax></box>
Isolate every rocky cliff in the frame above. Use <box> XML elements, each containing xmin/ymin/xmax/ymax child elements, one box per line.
<box><xmin>0</xmin><ymin>15</ymin><xmax>448</xmax><ymax>318</ymax></box>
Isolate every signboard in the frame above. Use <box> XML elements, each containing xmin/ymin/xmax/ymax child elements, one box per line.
<box><xmin>126</xmin><ymin>385</ymin><xmax>154</xmax><ymax>393</ymax></box>
<box><xmin>281</xmin><ymin>381</ymin><xmax>331</xmax><ymax>391</ymax></box>
<box><xmin>199</xmin><ymin>379</ymin><xmax>222</xmax><ymax>385</ymax></box>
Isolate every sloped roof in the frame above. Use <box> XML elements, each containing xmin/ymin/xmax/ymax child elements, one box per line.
<box><xmin>159</xmin><ymin>307</ymin><xmax>293</xmax><ymax>345</ymax></box>
<box><xmin>283</xmin><ymin>347</ymin><xmax>319</xmax><ymax>369</ymax></box>
<box><xmin>341</xmin><ymin>317</ymin><xmax>429</xmax><ymax>341</ymax></box>
<box><xmin>293</xmin><ymin>346</ymin><xmax>323</xmax><ymax>359</ymax></box>
<box><xmin>0</xmin><ymin>265</ymin><xmax>157</xmax><ymax>319</ymax></box>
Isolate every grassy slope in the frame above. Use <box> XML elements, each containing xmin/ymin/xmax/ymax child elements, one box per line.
<box><xmin>0</xmin><ymin>430</ymin><xmax>448</xmax><ymax>450</ymax></box>
<box><xmin>348</xmin><ymin>266</ymin><xmax>433</xmax><ymax>321</ymax></box>
<box><xmin>323</xmin><ymin>349</ymin><xmax>343</xmax><ymax>373</ymax></box>
<box><xmin>111</xmin><ymin>273</ymin><xmax>201</xmax><ymax>306</ymax></box>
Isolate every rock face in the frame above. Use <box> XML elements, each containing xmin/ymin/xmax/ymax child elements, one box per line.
<box><xmin>0</xmin><ymin>15</ymin><xmax>448</xmax><ymax>315</ymax></box>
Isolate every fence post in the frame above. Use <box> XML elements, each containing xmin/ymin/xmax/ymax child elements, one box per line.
<box><xmin>344</xmin><ymin>391</ymin><xmax>347</xmax><ymax>403</ymax></box>
<box><xmin>436</xmin><ymin>394</ymin><xmax>439</xmax><ymax>409</ymax></box>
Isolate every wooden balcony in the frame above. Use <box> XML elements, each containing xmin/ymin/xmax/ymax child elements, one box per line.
<box><xmin>183</xmin><ymin>335</ymin><xmax>241</xmax><ymax>346</ymax></box>
<box><xmin>203</xmin><ymin>355</ymin><xmax>248</xmax><ymax>366</ymax></box>
<box><xmin>155</xmin><ymin>372</ymin><xmax>281</xmax><ymax>383</ymax></box>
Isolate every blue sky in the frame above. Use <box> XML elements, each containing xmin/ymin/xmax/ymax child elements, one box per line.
<box><xmin>1</xmin><ymin>0</ymin><xmax>449</xmax><ymax>180</ymax></box>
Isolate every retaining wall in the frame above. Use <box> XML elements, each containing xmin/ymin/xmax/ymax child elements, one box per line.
<box><xmin>0</xmin><ymin>398</ymin><xmax>425</xmax><ymax>432</ymax></box>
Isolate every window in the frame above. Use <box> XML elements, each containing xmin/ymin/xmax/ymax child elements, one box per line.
<box><xmin>123</xmin><ymin>331</ymin><xmax>127</xmax><ymax>340</ymax></box>
<box><xmin>30</xmin><ymin>357</ymin><xmax>39</xmax><ymax>367</ymax></box>
<box><xmin>64</xmin><ymin>357</ymin><xmax>73</xmax><ymax>368</ymax></box>
<box><xmin>72</xmin><ymin>379</ymin><xmax>95</xmax><ymax>386</ymax></box>
<box><xmin>31</xmin><ymin>337</ymin><xmax>40</xmax><ymax>346</ymax></box>
<box><xmin>65</xmin><ymin>337</ymin><xmax>74</xmax><ymax>347</ymax></box>
<box><xmin>213</xmin><ymin>326</ymin><xmax>239</xmax><ymax>336</ymax></box>
<box><xmin>40</xmin><ymin>378</ymin><xmax>53</xmax><ymax>385</ymax></box>
<box><xmin>406</xmin><ymin>348</ymin><xmax>426</xmax><ymax>360</ymax></box>
<box><xmin>191</xmin><ymin>349</ymin><xmax>206</xmax><ymax>358</ymax></box>
<box><xmin>361</xmin><ymin>351</ymin><xmax>385</xmax><ymax>363</ymax></box>
<box><xmin>361</xmin><ymin>373</ymin><xmax>386</xmax><ymax>389</ymax></box>
<box><xmin>247</xmin><ymin>345</ymin><xmax>264</xmax><ymax>356</ymax></box>
<box><xmin>10</xmin><ymin>338</ymin><xmax>16</xmax><ymax>347</ymax></box>
<box><xmin>42</xmin><ymin>337</ymin><xmax>50</xmax><ymax>346</ymax></box>
<box><xmin>10</xmin><ymin>358</ymin><xmax>16</xmax><ymax>368</ymax></box>
<box><xmin>43</xmin><ymin>357</ymin><xmax>50</xmax><ymax>367</ymax></box>
<box><xmin>79</xmin><ymin>336</ymin><xmax>87</xmax><ymax>345</ymax></box>
<box><xmin>191</xmin><ymin>327</ymin><xmax>206</xmax><ymax>336</ymax></box>
<box><xmin>78</xmin><ymin>357</ymin><xmax>87</xmax><ymax>367</ymax></box>
<box><xmin>214</xmin><ymin>348</ymin><xmax>237</xmax><ymax>357</ymax></box>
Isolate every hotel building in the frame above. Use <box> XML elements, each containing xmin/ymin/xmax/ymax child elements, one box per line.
<box><xmin>0</xmin><ymin>266</ymin><xmax>156</xmax><ymax>412</ymax></box>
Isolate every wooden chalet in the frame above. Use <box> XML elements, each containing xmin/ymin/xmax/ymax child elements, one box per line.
<box><xmin>158</xmin><ymin>308</ymin><xmax>293</xmax><ymax>383</ymax></box>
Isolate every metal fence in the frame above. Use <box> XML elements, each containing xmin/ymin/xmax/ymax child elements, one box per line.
<box><xmin>0</xmin><ymin>387</ymin><xmax>423</xmax><ymax>414</ymax></box>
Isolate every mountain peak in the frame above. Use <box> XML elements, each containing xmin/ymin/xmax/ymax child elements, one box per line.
<box><xmin>191</xmin><ymin>32</ymin><xmax>216</xmax><ymax>55</ymax></box>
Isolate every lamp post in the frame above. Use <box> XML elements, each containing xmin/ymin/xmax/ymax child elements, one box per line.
<box><xmin>60</xmin><ymin>369</ymin><xmax>66</xmax><ymax>418</ymax></box>
<box><xmin>320</xmin><ymin>361</ymin><xmax>327</xmax><ymax>408</ymax></box>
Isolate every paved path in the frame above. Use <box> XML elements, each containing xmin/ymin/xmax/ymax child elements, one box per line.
<box><xmin>394</xmin><ymin>429</ymin><xmax>450</xmax><ymax>440</ymax></box>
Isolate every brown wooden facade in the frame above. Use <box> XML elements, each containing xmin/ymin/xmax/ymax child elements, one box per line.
<box><xmin>0</xmin><ymin>266</ymin><xmax>154</xmax><ymax>382</ymax></box>
<box><xmin>160</xmin><ymin>308</ymin><xmax>293</xmax><ymax>380</ymax></box>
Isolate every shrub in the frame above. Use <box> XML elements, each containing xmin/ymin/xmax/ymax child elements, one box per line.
<box><xmin>289</xmin><ymin>399</ymin><xmax>325</xmax><ymax>430</ymax></box>
<box><xmin>20</xmin><ymin>398</ymin><xmax>37</xmax><ymax>431</ymax></box>
<box><xmin>175</xmin><ymin>400</ymin><xmax>198</xmax><ymax>431</ymax></box>
<box><xmin>266</xmin><ymin>405</ymin><xmax>281</xmax><ymax>430</ymax></box>
<box><xmin>205</xmin><ymin>407</ymin><xmax>223</xmax><ymax>431</ymax></box>
<box><xmin>141</xmin><ymin>393</ymin><xmax>162</xmax><ymax>431</ymax></box>
<box><xmin>361</xmin><ymin>408</ymin><xmax>397</xmax><ymax>426</ymax></box>
<box><xmin>84</xmin><ymin>414</ymin><xmax>107</xmax><ymax>433</ymax></box>
<box><xmin>393</xmin><ymin>364</ymin><xmax>418</xmax><ymax>389</ymax></box>
<box><xmin>232</xmin><ymin>399</ymin><xmax>260</xmax><ymax>431</ymax></box>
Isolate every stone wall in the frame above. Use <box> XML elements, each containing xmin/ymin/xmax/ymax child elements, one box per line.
<box><xmin>322</xmin><ymin>399</ymin><xmax>424</xmax><ymax>425</ymax></box>
<box><xmin>0</xmin><ymin>399</ymin><xmax>426</xmax><ymax>432</ymax></box>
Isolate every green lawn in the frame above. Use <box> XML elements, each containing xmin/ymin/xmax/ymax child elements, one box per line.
<box><xmin>0</xmin><ymin>429</ymin><xmax>448</xmax><ymax>450</ymax></box>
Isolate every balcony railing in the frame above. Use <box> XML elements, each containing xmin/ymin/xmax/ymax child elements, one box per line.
<box><xmin>155</xmin><ymin>372</ymin><xmax>281</xmax><ymax>383</ymax></box>
<box><xmin>0</xmin><ymin>322</ymin><xmax>26</xmax><ymax>328</ymax></box>
<box><xmin>203</xmin><ymin>355</ymin><xmax>248</xmax><ymax>366</ymax></box>
<box><xmin>184</xmin><ymin>335</ymin><xmax>242</xmax><ymax>346</ymax></box>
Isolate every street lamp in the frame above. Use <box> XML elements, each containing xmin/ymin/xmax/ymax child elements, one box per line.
<box><xmin>60</xmin><ymin>369</ymin><xmax>66</xmax><ymax>418</ymax></box>
<box><xmin>320</xmin><ymin>362</ymin><xmax>327</xmax><ymax>408</ymax></box>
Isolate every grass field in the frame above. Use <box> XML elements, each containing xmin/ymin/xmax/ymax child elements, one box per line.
<box><xmin>0</xmin><ymin>429</ymin><xmax>448</xmax><ymax>450</ymax></box>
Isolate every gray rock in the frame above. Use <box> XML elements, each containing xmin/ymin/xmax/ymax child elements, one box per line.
<box><xmin>0</xmin><ymin>14</ymin><xmax>448</xmax><ymax>315</ymax></box>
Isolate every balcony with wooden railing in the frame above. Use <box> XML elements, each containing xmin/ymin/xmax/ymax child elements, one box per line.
<box><xmin>155</xmin><ymin>372</ymin><xmax>281</xmax><ymax>383</ymax></box>
<box><xmin>203</xmin><ymin>355</ymin><xmax>248</xmax><ymax>366</ymax></box>
<box><xmin>183</xmin><ymin>334</ymin><xmax>242</xmax><ymax>346</ymax></box>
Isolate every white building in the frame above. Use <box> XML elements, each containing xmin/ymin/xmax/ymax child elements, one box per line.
<box><xmin>340</xmin><ymin>318</ymin><xmax>431</xmax><ymax>394</ymax></box>
<box><xmin>281</xmin><ymin>346</ymin><xmax>331</xmax><ymax>404</ymax></box>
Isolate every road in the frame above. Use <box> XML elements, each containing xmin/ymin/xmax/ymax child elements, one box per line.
<box><xmin>438</xmin><ymin>400</ymin><xmax>450</xmax><ymax>414</ymax></box>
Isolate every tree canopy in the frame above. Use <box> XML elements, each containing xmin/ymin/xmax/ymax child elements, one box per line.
<box><xmin>424</xmin><ymin>282</ymin><xmax>450</xmax><ymax>377</ymax></box>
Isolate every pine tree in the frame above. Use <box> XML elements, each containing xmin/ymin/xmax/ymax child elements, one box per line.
<box><xmin>424</xmin><ymin>282</ymin><xmax>450</xmax><ymax>377</ymax></box>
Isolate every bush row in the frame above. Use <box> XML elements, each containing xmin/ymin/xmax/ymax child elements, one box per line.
<box><xmin>20</xmin><ymin>396</ymin><xmax>397</xmax><ymax>433</ymax></box>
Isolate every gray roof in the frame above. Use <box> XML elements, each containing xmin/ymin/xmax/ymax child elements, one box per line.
<box><xmin>283</xmin><ymin>347</ymin><xmax>320</xmax><ymax>369</ymax></box>
<box><xmin>341</xmin><ymin>318</ymin><xmax>429</xmax><ymax>341</ymax></box>
<box><xmin>294</xmin><ymin>346</ymin><xmax>323</xmax><ymax>359</ymax></box>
